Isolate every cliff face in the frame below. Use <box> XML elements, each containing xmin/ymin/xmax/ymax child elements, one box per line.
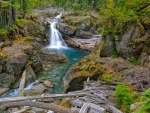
<box><xmin>100</xmin><ymin>22</ymin><xmax>150</xmax><ymax>66</ymax></box>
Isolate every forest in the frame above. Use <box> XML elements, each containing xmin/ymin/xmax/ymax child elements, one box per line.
<box><xmin>0</xmin><ymin>0</ymin><xmax>149</xmax><ymax>39</ymax></box>
<box><xmin>0</xmin><ymin>0</ymin><xmax>150</xmax><ymax>113</ymax></box>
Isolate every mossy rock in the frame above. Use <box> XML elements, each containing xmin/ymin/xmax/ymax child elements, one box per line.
<box><xmin>16</xmin><ymin>18</ymin><xmax>26</xmax><ymax>28</ymax></box>
<box><xmin>30</xmin><ymin>13</ymin><xmax>39</xmax><ymax>21</ymax></box>
<box><xmin>0</xmin><ymin>28</ymin><xmax>7</xmax><ymax>36</ymax></box>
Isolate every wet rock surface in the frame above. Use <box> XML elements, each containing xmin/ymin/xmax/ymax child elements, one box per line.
<box><xmin>24</xmin><ymin>85</ymin><xmax>46</xmax><ymax>96</ymax></box>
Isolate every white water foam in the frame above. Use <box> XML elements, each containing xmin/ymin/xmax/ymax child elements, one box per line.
<box><xmin>47</xmin><ymin>11</ymin><xmax>67</xmax><ymax>49</ymax></box>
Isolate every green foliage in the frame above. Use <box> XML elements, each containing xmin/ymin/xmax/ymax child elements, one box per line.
<box><xmin>0</xmin><ymin>28</ymin><xmax>7</xmax><ymax>36</ymax></box>
<box><xmin>102</xmin><ymin>74</ymin><xmax>113</xmax><ymax>82</ymax></box>
<box><xmin>16</xmin><ymin>18</ymin><xmax>26</xmax><ymax>28</ymax></box>
<box><xmin>113</xmin><ymin>84</ymin><xmax>136</xmax><ymax>113</ymax></box>
<box><xmin>129</xmin><ymin>38</ymin><xmax>139</xmax><ymax>45</ymax></box>
<box><xmin>0</xmin><ymin>1</ymin><xmax>10</xmax><ymax>8</ymax></box>
<box><xmin>0</xmin><ymin>50</ymin><xmax>4</xmax><ymax>56</ymax></box>
<box><xmin>128</xmin><ymin>56</ymin><xmax>138</xmax><ymax>65</ymax></box>
<box><xmin>80</xmin><ymin>65</ymin><xmax>89</xmax><ymax>71</ymax></box>
<box><xmin>135</xmin><ymin>88</ymin><xmax>150</xmax><ymax>113</ymax></box>
<box><xmin>98</xmin><ymin>0</ymin><xmax>149</xmax><ymax>38</ymax></box>
<box><xmin>111</xmin><ymin>45</ymin><xmax>119</xmax><ymax>58</ymax></box>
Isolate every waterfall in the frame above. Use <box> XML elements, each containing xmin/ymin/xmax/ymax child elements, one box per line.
<box><xmin>47</xmin><ymin>11</ymin><xmax>66</xmax><ymax>49</ymax></box>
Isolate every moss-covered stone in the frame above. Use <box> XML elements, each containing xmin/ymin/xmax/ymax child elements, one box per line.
<box><xmin>16</xmin><ymin>18</ymin><xmax>27</xmax><ymax>28</ymax></box>
<box><xmin>0</xmin><ymin>28</ymin><xmax>7</xmax><ymax>36</ymax></box>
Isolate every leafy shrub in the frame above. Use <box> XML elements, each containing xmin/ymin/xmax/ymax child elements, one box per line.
<box><xmin>113</xmin><ymin>84</ymin><xmax>136</xmax><ymax>113</ymax></box>
<box><xmin>80</xmin><ymin>65</ymin><xmax>89</xmax><ymax>71</ymax></box>
<box><xmin>0</xmin><ymin>28</ymin><xmax>7</xmax><ymax>36</ymax></box>
<box><xmin>102</xmin><ymin>74</ymin><xmax>113</xmax><ymax>82</ymax></box>
<box><xmin>128</xmin><ymin>56</ymin><xmax>138</xmax><ymax>65</ymax></box>
<box><xmin>135</xmin><ymin>88</ymin><xmax>150</xmax><ymax>113</ymax></box>
<box><xmin>16</xmin><ymin>18</ymin><xmax>26</xmax><ymax>28</ymax></box>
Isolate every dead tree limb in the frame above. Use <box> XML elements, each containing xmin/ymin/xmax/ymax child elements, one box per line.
<box><xmin>1</xmin><ymin>101</ymin><xmax>78</xmax><ymax>113</ymax></box>
<box><xmin>13</xmin><ymin>107</ymin><xmax>32</xmax><ymax>113</ymax></box>
<box><xmin>17</xmin><ymin>70</ymin><xmax>26</xmax><ymax>96</ymax></box>
<box><xmin>0</xmin><ymin>93</ymin><xmax>86</xmax><ymax>103</ymax></box>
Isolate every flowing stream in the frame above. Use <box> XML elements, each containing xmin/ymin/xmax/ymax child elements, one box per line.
<box><xmin>1</xmin><ymin>11</ymin><xmax>88</xmax><ymax>97</ymax></box>
<box><xmin>47</xmin><ymin>11</ymin><xmax>66</xmax><ymax>48</ymax></box>
<box><xmin>37</xmin><ymin>11</ymin><xmax>88</xmax><ymax>94</ymax></box>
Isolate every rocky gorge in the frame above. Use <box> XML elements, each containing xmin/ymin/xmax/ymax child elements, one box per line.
<box><xmin>0</xmin><ymin>4</ymin><xmax>150</xmax><ymax>113</ymax></box>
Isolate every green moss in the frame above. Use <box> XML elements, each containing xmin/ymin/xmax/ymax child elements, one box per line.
<box><xmin>128</xmin><ymin>56</ymin><xmax>138</xmax><ymax>65</ymax></box>
<box><xmin>113</xmin><ymin>84</ymin><xmax>137</xmax><ymax>113</ymax></box>
<box><xmin>80</xmin><ymin>65</ymin><xmax>89</xmax><ymax>71</ymax></box>
<box><xmin>102</xmin><ymin>74</ymin><xmax>113</xmax><ymax>82</ymax></box>
<box><xmin>67</xmin><ymin>25</ymin><xmax>76</xmax><ymax>31</ymax></box>
<box><xmin>0</xmin><ymin>50</ymin><xmax>3</xmax><ymax>57</ymax></box>
<box><xmin>16</xmin><ymin>18</ymin><xmax>26</xmax><ymax>28</ymax></box>
<box><xmin>135</xmin><ymin>88</ymin><xmax>150</xmax><ymax>113</ymax></box>
<box><xmin>0</xmin><ymin>28</ymin><xmax>7</xmax><ymax>36</ymax></box>
<box><xmin>22</xmin><ymin>36</ymin><xmax>34</xmax><ymax>42</ymax></box>
<box><xmin>129</xmin><ymin>38</ymin><xmax>139</xmax><ymax>45</ymax></box>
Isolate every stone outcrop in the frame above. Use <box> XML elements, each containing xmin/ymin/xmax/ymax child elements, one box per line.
<box><xmin>0</xmin><ymin>73</ymin><xmax>15</xmax><ymax>88</ymax></box>
<box><xmin>57</xmin><ymin>23</ymin><xmax>76</xmax><ymax>35</ymax></box>
<box><xmin>39</xmin><ymin>49</ymin><xmax>67</xmax><ymax>63</ymax></box>
<box><xmin>101</xmin><ymin>24</ymin><xmax>150</xmax><ymax>65</ymax></box>
<box><xmin>6</xmin><ymin>54</ymin><xmax>28</xmax><ymax>76</ymax></box>
<box><xmin>65</xmin><ymin>36</ymin><xmax>101</xmax><ymax>51</ymax></box>
<box><xmin>63</xmin><ymin>49</ymin><xmax>134</xmax><ymax>92</ymax></box>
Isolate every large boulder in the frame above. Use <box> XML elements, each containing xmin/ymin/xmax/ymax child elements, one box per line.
<box><xmin>65</xmin><ymin>37</ymin><xmax>100</xmax><ymax>51</ymax></box>
<box><xmin>6</xmin><ymin>53</ymin><xmax>28</xmax><ymax>76</ymax></box>
<box><xmin>56</xmin><ymin>23</ymin><xmax>76</xmax><ymax>35</ymax></box>
<box><xmin>0</xmin><ymin>73</ymin><xmax>15</xmax><ymax>88</ymax></box>
<box><xmin>39</xmin><ymin>49</ymin><xmax>67</xmax><ymax>63</ymax></box>
<box><xmin>75</xmin><ymin>29</ymin><xmax>92</xmax><ymax>39</ymax></box>
<box><xmin>63</xmin><ymin>16</ymin><xmax>92</xmax><ymax>31</ymax></box>
<box><xmin>30</xmin><ymin>52</ymin><xmax>43</xmax><ymax>73</ymax></box>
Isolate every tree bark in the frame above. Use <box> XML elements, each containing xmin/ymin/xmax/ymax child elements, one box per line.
<box><xmin>0</xmin><ymin>93</ymin><xmax>86</xmax><ymax>103</ymax></box>
<box><xmin>17</xmin><ymin>70</ymin><xmax>26</xmax><ymax>96</ymax></box>
<box><xmin>1</xmin><ymin>101</ymin><xmax>78</xmax><ymax>113</ymax></box>
<box><xmin>8</xmin><ymin>0</ymin><xmax>13</xmax><ymax>32</ymax></box>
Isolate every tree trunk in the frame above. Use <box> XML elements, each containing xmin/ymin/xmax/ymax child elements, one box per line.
<box><xmin>8</xmin><ymin>0</ymin><xmax>12</xmax><ymax>32</ymax></box>
<box><xmin>1</xmin><ymin>101</ymin><xmax>78</xmax><ymax>113</ymax></box>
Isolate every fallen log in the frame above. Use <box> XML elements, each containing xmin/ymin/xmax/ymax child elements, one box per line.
<box><xmin>13</xmin><ymin>107</ymin><xmax>32</xmax><ymax>113</ymax></box>
<box><xmin>1</xmin><ymin>101</ymin><xmax>78</xmax><ymax>113</ymax></box>
<box><xmin>0</xmin><ymin>93</ymin><xmax>86</xmax><ymax>103</ymax></box>
<box><xmin>17</xmin><ymin>70</ymin><xmax>26</xmax><ymax>96</ymax></box>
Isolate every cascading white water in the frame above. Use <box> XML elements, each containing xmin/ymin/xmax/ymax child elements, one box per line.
<box><xmin>47</xmin><ymin>11</ymin><xmax>66</xmax><ymax>49</ymax></box>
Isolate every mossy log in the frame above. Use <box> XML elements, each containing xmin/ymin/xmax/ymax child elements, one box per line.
<box><xmin>1</xmin><ymin>101</ymin><xmax>78</xmax><ymax>113</ymax></box>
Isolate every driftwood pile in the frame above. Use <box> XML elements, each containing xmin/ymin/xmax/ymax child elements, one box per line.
<box><xmin>65</xmin><ymin>80</ymin><xmax>123</xmax><ymax>113</ymax></box>
<box><xmin>0</xmin><ymin>70</ymin><xmax>123</xmax><ymax>113</ymax></box>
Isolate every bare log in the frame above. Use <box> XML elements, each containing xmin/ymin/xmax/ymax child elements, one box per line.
<box><xmin>17</xmin><ymin>70</ymin><xmax>26</xmax><ymax>96</ymax></box>
<box><xmin>14</xmin><ymin>107</ymin><xmax>32</xmax><ymax>113</ymax></box>
<box><xmin>0</xmin><ymin>93</ymin><xmax>86</xmax><ymax>103</ymax></box>
<box><xmin>106</xmin><ymin>104</ymin><xmax>123</xmax><ymax>113</ymax></box>
<box><xmin>1</xmin><ymin>101</ymin><xmax>78</xmax><ymax>113</ymax></box>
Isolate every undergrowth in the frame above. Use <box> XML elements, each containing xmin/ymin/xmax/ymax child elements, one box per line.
<box><xmin>113</xmin><ymin>84</ymin><xmax>137</xmax><ymax>113</ymax></box>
